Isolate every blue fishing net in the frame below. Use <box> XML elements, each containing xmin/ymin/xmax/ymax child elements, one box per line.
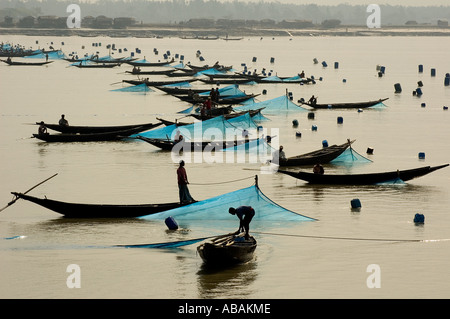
<box><xmin>135</xmin><ymin>113</ymin><xmax>259</xmax><ymax>141</ymax></box>
<box><xmin>111</xmin><ymin>83</ymin><xmax>152</xmax><ymax>93</ymax></box>
<box><xmin>234</xmin><ymin>95</ymin><xmax>309</xmax><ymax>115</ymax></box>
<box><xmin>161</xmin><ymin>81</ymin><xmax>192</xmax><ymax>88</ymax></box>
<box><xmin>25</xmin><ymin>50</ymin><xmax>66</xmax><ymax>60</ymax></box>
<box><xmin>139</xmin><ymin>184</ymin><xmax>316</xmax><ymax>222</ymax></box>
<box><xmin>331</xmin><ymin>147</ymin><xmax>373</xmax><ymax>165</ymax></box>
<box><xmin>199</xmin><ymin>84</ymin><xmax>246</xmax><ymax>97</ymax></box>
<box><xmin>195</xmin><ymin>68</ymin><xmax>226</xmax><ymax>76</ymax></box>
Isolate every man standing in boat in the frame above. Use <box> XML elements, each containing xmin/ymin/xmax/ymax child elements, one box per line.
<box><xmin>59</xmin><ymin>114</ymin><xmax>68</xmax><ymax>126</ymax></box>
<box><xmin>229</xmin><ymin>206</ymin><xmax>255</xmax><ymax>240</ymax></box>
<box><xmin>177</xmin><ymin>160</ymin><xmax>195</xmax><ymax>204</ymax></box>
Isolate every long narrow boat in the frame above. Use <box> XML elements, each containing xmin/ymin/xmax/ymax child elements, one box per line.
<box><xmin>10</xmin><ymin>192</ymin><xmax>188</xmax><ymax>218</ymax></box>
<box><xmin>32</xmin><ymin>125</ymin><xmax>160</xmax><ymax>142</ymax></box>
<box><xmin>125</xmin><ymin>69</ymin><xmax>176</xmax><ymax>75</ymax></box>
<box><xmin>302</xmin><ymin>98</ymin><xmax>389</xmax><ymax>109</ymax></box>
<box><xmin>154</xmin><ymin>86</ymin><xmax>211</xmax><ymax>95</ymax></box>
<box><xmin>74</xmin><ymin>63</ymin><xmax>120</xmax><ymax>68</ymax></box>
<box><xmin>278</xmin><ymin>140</ymin><xmax>354</xmax><ymax>166</ymax></box>
<box><xmin>137</xmin><ymin>136</ymin><xmax>256</xmax><ymax>151</ymax></box>
<box><xmin>277</xmin><ymin>164</ymin><xmax>449</xmax><ymax>185</ymax></box>
<box><xmin>122</xmin><ymin>78</ymin><xmax>197</xmax><ymax>87</ymax></box>
<box><xmin>197</xmin><ymin>233</ymin><xmax>257</xmax><ymax>265</ymax></box>
<box><xmin>1</xmin><ymin>59</ymin><xmax>53</xmax><ymax>66</ymax></box>
<box><xmin>126</xmin><ymin>59</ymin><xmax>175</xmax><ymax>67</ymax></box>
<box><xmin>171</xmin><ymin>93</ymin><xmax>259</xmax><ymax>105</ymax></box>
<box><xmin>36</xmin><ymin>122</ymin><xmax>162</xmax><ymax>134</ymax></box>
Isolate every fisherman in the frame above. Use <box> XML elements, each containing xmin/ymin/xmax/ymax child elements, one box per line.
<box><xmin>214</xmin><ymin>87</ymin><xmax>220</xmax><ymax>103</ymax></box>
<box><xmin>58</xmin><ymin>114</ymin><xmax>68</xmax><ymax>126</ymax></box>
<box><xmin>38</xmin><ymin>121</ymin><xmax>48</xmax><ymax>135</ymax></box>
<box><xmin>272</xmin><ymin>145</ymin><xmax>286</xmax><ymax>165</ymax></box>
<box><xmin>308</xmin><ymin>95</ymin><xmax>317</xmax><ymax>106</ymax></box>
<box><xmin>229</xmin><ymin>206</ymin><xmax>255</xmax><ymax>240</ymax></box>
<box><xmin>203</xmin><ymin>97</ymin><xmax>212</xmax><ymax>116</ymax></box>
<box><xmin>177</xmin><ymin>160</ymin><xmax>195</xmax><ymax>204</ymax></box>
<box><xmin>313</xmin><ymin>163</ymin><xmax>324</xmax><ymax>174</ymax></box>
<box><xmin>299</xmin><ymin>70</ymin><xmax>305</xmax><ymax>78</ymax></box>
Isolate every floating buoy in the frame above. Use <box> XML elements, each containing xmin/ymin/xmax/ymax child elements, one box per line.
<box><xmin>313</xmin><ymin>58</ymin><xmax>318</xmax><ymax>64</ymax></box>
<box><xmin>417</xmin><ymin>81</ymin><xmax>423</xmax><ymax>87</ymax></box>
<box><xmin>334</xmin><ymin>62</ymin><xmax>339</xmax><ymax>69</ymax></box>
<box><xmin>337</xmin><ymin>116</ymin><xmax>343</xmax><ymax>124</ymax></box>
<box><xmin>292</xmin><ymin>119</ymin><xmax>299</xmax><ymax>127</ymax></box>
<box><xmin>418</xmin><ymin>152</ymin><xmax>426</xmax><ymax>159</ymax></box>
<box><xmin>252</xmin><ymin>57</ymin><xmax>257</xmax><ymax>62</ymax></box>
<box><xmin>358</xmin><ymin>108</ymin><xmax>363</xmax><ymax>113</ymax></box>
<box><xmin>421</xmin><ymin>103</ymin><xmax>426</xmax><ymax>107</ymax></box>
<box><xmin>366</xmin><ymin>147</ymin><xmax>374</xmax><ymax>155</ymax></box>
<box><xmin>165</xmin><ymin>216</ymin><xmax>179</xmax><ymax>230</ymax></box>
<box><xmin>351</xmin><ymin>198</ymin><xmax>362</xmax><ymax>209</ymax></box>
<box><xmin>431</xmin><ymin>68</ymin><xmax>436</xmax><ymax>77</ymax></box>
<box><xmin>322</xmin><ymin>140</ymin><xmax>328</xmax><ymax>148</ymax></box>
<box><xmin>378</xmin><ymin>71</ymin><xmax>383</xmax><ymax>77</ymax></box>
<box><xmin>270</xmin><ymin>57</ymin><xmax>275</xmax><ymax>63</ymax></box>
<box><xmin>418</xmin><ymin>64</ymin><xmax>423</xmax><ymax>73</ymax></box>
<box><xmin>445</xmin><ymin>73</ymin><xmax>450</xmax><ymax>86</ymax></box>
<box><xmin>380</xmin><ymin>66</ymin><xmax>385</xmax><ymax>74</ymax></box>
<box><xmin>262</xmin><ymin>89</ymin><xmax>267</xmax><ymax>95</ymax></box>
<box><xmin>394</xmin><ymin>83</ymin><xmax>402</xmax><ymax>93</ymax></box>
<box><xmin>307</xmin><ymin>112</ymin><xmax>315</xmax><ymax>119</ymax></box>
<box><xmin>415</xmin><ymin>88</ymin><xmax>423</xmax><ymax>96</ymax></box>
<box><xmin>444</xmin><ymin>106</ymin><xmax>448</xmax><ymax>110</ymax></box>
<box><xmin>322</xmin><ymin>61</ymin><xmax>327</xmax><ymax>67</ymax></box>
<box><xmin>342</xmin><ymin>79</ymin><xmax>347</xmax><ymax>83</ymax></box>
<box><xmin>414</xmin><ymin>213</ymin><xmax>425</xmax><ymax>224</ymax></box>
<box><xmin>295</xmin><ymin>131</ymin><xmax>302</xmax><ymax>138</ymax></box>
<box><xmin>312</xmin><ymin>125</ymin><xmax>317</xmax><ymax>131</ymax></box>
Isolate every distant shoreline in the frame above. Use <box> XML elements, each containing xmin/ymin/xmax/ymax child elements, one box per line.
<box><xmin>1</xmin><ymin>25</ymin><xmax>449</xmax><ymax>38</ymax></box>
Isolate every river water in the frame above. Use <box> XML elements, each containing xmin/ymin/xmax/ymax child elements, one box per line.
<box><xmin>0</xmin><ymin>34</ymin><xmax>449</xmax><ymax>300</ymax></box>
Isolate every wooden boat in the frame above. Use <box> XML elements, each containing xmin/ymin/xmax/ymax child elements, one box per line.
<box><xmin>137</xmin><ymin>136</ymin><xmax>256</xmax><ymax>151</ymax></box>
<box><xmin>1</xmin><ymin>59</ymin><xmax>53</xmax><ymax>66</ymax></box>
<box><xmin>122</xmin><ymin>78</ymin><xmax>197</xmax><ymax>87</ymax></box>
<box><xmin>125</xmin><ymin>69</ymin><xmax>176</xmax><ymax>75</ymax></box>
<box><xmin>171</xmin><ymin>93</ymin><xmax>259</xmax><ymax>105</ymax></box>
<box><xmin>277</xmin><ymin>164</ymin><xmax>449</xmax><ymax>185</ymax></box>
<box><xmin>189</xmin><ymin>108</ymin><xmax>265</xmax><ymax>121</ymax></box>
<box><xmin>10</xmin><ymin>192</ymin><xmax>188</xmax><ymax>218</ymax></box>
<box><xmin>74</xmin><ymin>63</ymin><xmax>120</xmax><ymax>68</ymax></box>
<box><xmin>36</xmin><ymin>122</ymin><xmax>162</xmax><ymax>134</ymax></box>
<box><xmin>126</xmin><ymin>58</ymin><xmax>175</xmax><ymax>67</ymax></box>
<box><xmin>197</xmin><ymin>233</ymin><xmax>257</xmax><ymax>265</ymax></box>
<box><xmin>198</xmin><ymin>77</ymin><xmax>257</xmax><ymax>85</ymax></box>
<box><xmin>154</xmin><ymin>86</ymin><xmax>211</xmax><ymax>95</ymax></box>
<box><xmin>302</xmin><ymin>98</ymin><xmax>389</xmax><ymax>109</ymax></box>
<box><xmin>156</xmin><ymin>118</ymin><xmax>193</xmax><ymax>126</ymax></box>
<box><xmin>32</xmin><ymin>125</ymin><xmax>158</xmax><ymax>142</ymax></box>
<box><xmin>187</xmin><ymin>63</ymin><xmax>232</xmax><ymax>72</ymax></box>
<box><xmin>278</xmin><ymin>140</ymin><xmax>354</xmax><ymax>167</ymax></box>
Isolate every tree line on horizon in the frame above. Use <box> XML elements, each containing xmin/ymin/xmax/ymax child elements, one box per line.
<box><xmin>1</xmin><ymin>0</ymin><xmax>449</xmax><ymax>26</ymax></box>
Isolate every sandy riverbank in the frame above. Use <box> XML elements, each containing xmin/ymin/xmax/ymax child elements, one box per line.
<box><xmin>1</xmin><ymin>25</ymin><xmax>449</xmax><ymax>38</ymax></box>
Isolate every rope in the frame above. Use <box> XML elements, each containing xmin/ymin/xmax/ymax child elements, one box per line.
<box><xmin>189</xmin><ymin>175</ymin><xmax>255</xmax><ymax>186</ymax></box>
<box><xmin>252</xmin><ymin>231</ymin><xmax>426</xmax><ymax>243</ymax></box>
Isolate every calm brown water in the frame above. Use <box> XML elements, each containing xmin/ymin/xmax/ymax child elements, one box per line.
<box><xmin>0</xmin><ymin>35</ymin><xmax>449</xmax><ymax>299</ymax></box>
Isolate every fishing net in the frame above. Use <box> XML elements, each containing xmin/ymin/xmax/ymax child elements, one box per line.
<box><xmin>161</xmin><ymin>81</ymin><xmax>192</xmax><ymax>88</ymax></box>
<box><xmin>25</xmin><ymin>50</ymin><xmax>66</xmax><ymax>60</ymax></box>
<box><xmin>330</xmin><ymin>147</ymin><xmax>373</xmax><ymax>165</ymax></box>
<box><xmin>234</xmin><ymin>95</ymin><xmax>309</xmax><ymax>115</ymax></box>
<box><xmin>139</xmin><ymin>184</ymin><xmax>316</xmax><ymax>222</ymax></box>
<box><xmin>194</xmin><ymin>68</ymin><xmax>226</xmax><ymax>76</ymax></box>
<box><xmin>135</xmin><ymin>113</ymin><xmax>259</xmax><ymax>141</ymax></box>
<box><xmin>199</xmin><ymin>84</ymin><xmax>246</xmax><ymax>97</ymax></box>
<box><xmin>111</xmin><ymin>83</ymin><xmax>152</xmax><ymax>93</ymax></box>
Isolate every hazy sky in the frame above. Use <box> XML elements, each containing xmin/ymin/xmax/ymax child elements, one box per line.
<box><xmin>221</xmin><ymin>0</ymin><xmax>449</xmax><ymax>5</ymax></box>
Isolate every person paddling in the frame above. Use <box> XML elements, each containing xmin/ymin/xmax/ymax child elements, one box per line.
<box><xmin>228</xmin><ymin>206</ymin><xmax>255</xmax><ymax>240</ymax></box>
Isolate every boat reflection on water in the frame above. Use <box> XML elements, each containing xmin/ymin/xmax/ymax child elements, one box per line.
<box><xmin>196</xmin><ymin>256</ymin><xmax>258</xmax><ymax>299</ymax></box>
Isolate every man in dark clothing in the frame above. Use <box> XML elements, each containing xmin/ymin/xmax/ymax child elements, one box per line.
<box><xmin>229</xmin><ymin>206</ymin><xmax>255</xmax><ymax>239</ymax></box>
